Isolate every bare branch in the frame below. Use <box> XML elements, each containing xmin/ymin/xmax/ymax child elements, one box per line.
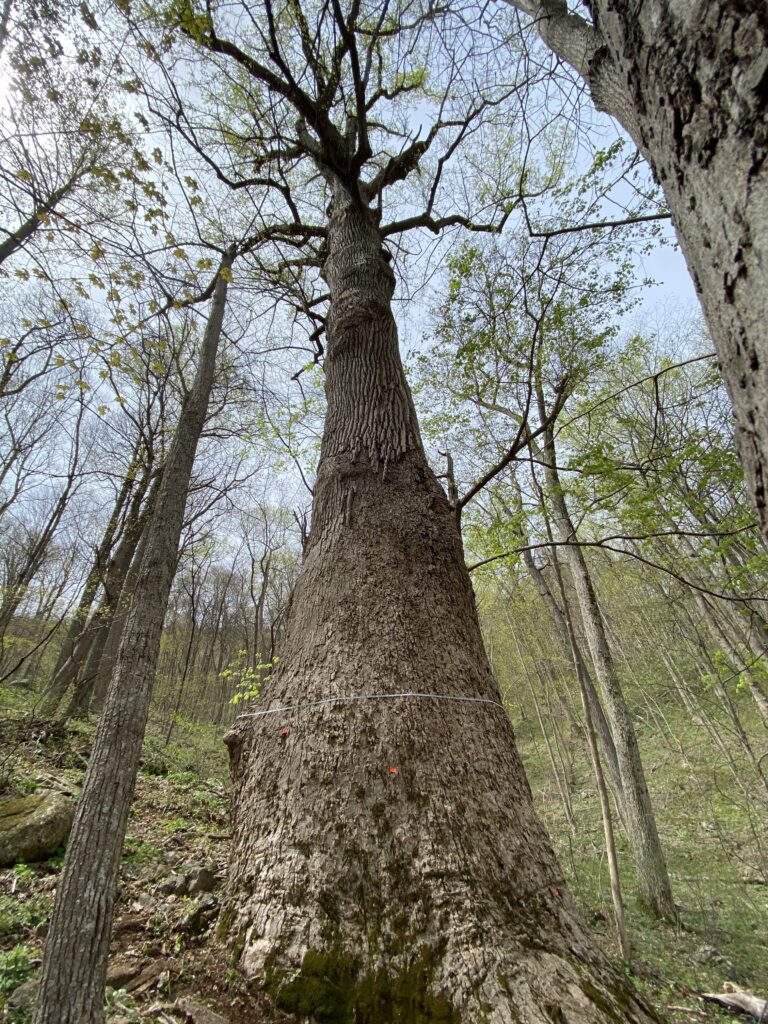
<box><xmin>467</xmin><ymin>532</ymin><xmax>763</xmax><ymax>605</ymax></box>
<box><xmin>523</xmin><ymin>209</ymin><xmax>671</xmax><ymax>239</ymax></box>
<box><xmin>502</xmin><ymin>0</ymin><xmax>643</xmax><ymax>146</ymax></box>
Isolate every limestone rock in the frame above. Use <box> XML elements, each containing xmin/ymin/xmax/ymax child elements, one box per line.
<box><xmin>112</xmin><ymin>912</ymin><xmax>145</xmax><ymax>936</ymax></box>
<box><xmin>106</xmin><ymin>957</ymin><xmax>144</xmax><ymax>989</ymax></box>
<box><xmin>159</xmin><ymin>873</ymin><xmax>189</xmax><ymax>896</ymax></box>
<box><xmin>179</xmin><ymin>893</ymin><xmax>218</xmax><ymax>934</ymax></box>
<box><xmin>174</xmin><ymin>996</ymin><xmax>230</xmax><ymax>1024</ymax></box>
<box><xmin>124</xmin><ymin>958</ymin><xmax>173</xmax><ymax>994</ymax></box>
<box><xmin>159</xmin><ymin>862</ymin><xmax>217</xmax><ymax>896</ymax></box>
<box><xmin>186</xmin><ymin>864</ymin><xmax>217</xmax><ymax>894</ymax></box>
<box><xmin>0</xmin><ymin>792</ymin><xmax>75</xmax><ymax>867</ymax></box>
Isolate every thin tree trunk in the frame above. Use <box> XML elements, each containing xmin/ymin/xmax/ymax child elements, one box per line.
<box><xmin>536</xmin><ymin>424</ymin><xmax>676</xmax><ymax>920</ymax></box>
<box><xmin>660</xmin><ymin>646</ymin><xmax>753</xmax><ymax>800</ymax></box>
<box><xmin>43</xmin><ymin>471</ymin><xmax>154</xmax><ymax>715</ymax></box>
<box><xmin>542</xmin><ymin>652</ymin><xmax>583</xmax><ymax>737</ymax></box>
<box><xmin>690</xmin><ymin>593</ymin><xmax>768</xmax><ymax>798</ymax></box>
<box><xmin>212</xmin><ymin>614</ymin><xmax>232</xmax><ymax>725</ymax></box>
<box><xmin>48</xmin><ymin>451</ymin><xmax>142</xmax><ymax>685</ymax></box>
<box><xmin>164</xmin><ymin>579</ymin><xmax>199</xmax><ymax>746</ymax></box>
<box><xmin>219</xmin><ymin>189</ymin><xmax>653</xmax><ymax>1023</ymax></box>
<box><xmin>34</xmin><ymin>560</ymin><xmax>73</xmax><ymax>625</ymax></box>
<box><xmin>660</xmin><ymin>526</ymin><xmax>768</xmax><ymax>726</ymax></box>
<box><xmin>500</xmin><ymin>487</ymin><xmax>625</xmax><ymax>811</ymax></box>
<box><xmin>520</xmin><ymin>540</ymin><xmax>625</xmax><ymax>812</ymax></box>
<box><xmin>699</xmin><ymin>594</ymin><xmax>768</xmax><ymax>725</ymax></box>
<box><xmin>602</xmin><ymin>614</ymin><xmax>681</xmax><ymax>757</ymax></box>
<box><xmin>0</xmin><ymin>482</ymin><xmax>76</xmax><ymax>647</ymax></box>
<box><xmin>552</xmin><ymin>546</ymin><xmax>631</xmax><ymax>962</ymax></box>
<box><xmin>88</xmin><ymin>517</ymin><xmax>154</xmax><ymax>715</ymax></box>
<box><xmin>509</xmin><ymin>618</ymin><xmax>576</xmax><ymax>827</ymax></box>
<box><xmin>60</xmin><ymin>618</ymin><xmax>112</xmax><ymax>721</ymax></box>
<box><xmin>0</xmin><ymin>183</ymin><xmax>72</xmax><ymax>267</ymax></box>
<box><xmin>541</xmin><ymin>664</ymin><xmax>577</xmax><ymax>793</ymax></box>
<box><xmin>33</xmin><ymin>253</ymin><xmax>233</xmax><ymax>1024</ymax></box>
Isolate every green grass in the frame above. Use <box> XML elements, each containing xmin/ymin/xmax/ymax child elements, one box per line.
<box><xmin>514</xmin><ymin>694</ymin><xmax>768</xmax><ymax>1019</ymax></box>
<box><xmin>2</xmin><ymin>677</ymin><xmax>766</xmax><ymax>1022</ymax></box>
<box><xmin>0</xmin><ymin>890</ymin><xmax>51</xmax><ymax>940</ymax></box>
<box><xmin>140</xmin><ymin>722</ymin><xmax>229</xmax><ymax>784</ymax></box>
<box><xmin>122</xmin><ymin>837</ymin><xmax>164</xmax><ymax>865</ymax></box>
<box><xmin>0</xmin><ymin>944</ymin><xmax>35</xmax><ymax>997</ymax></box>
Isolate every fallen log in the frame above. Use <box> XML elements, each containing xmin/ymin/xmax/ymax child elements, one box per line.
<box><xmin>701</xmin><ymin>987</ymin><xmax>768</xmax><ymax>1021</ymax></box>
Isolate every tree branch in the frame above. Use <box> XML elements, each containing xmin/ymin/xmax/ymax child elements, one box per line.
<box><xmin>467</xmin><ymin>532</ymin><xmax>763</xmax><ymax>605</ymax></box>
<box><xmin>502</xmin><ymin>0</ymin><xmax>643</xmax><ymax>147</ymax></box>
<box><xmin>381</xmin><ymin>207</ymin><xmax>512</xmax><ymax>238</ymax></box>
<box><xmin>523</xmin><ymin>209</ymin><xmax>671</xmax><ymax>239</ymax></box>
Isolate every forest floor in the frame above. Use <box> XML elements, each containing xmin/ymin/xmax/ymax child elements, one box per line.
<box><xmin>0</xmin><ymin>706</ymin><xmax>289</xmax><ymax>1024</ymax></box>
<box><xmin>1</xmin><ymin>688</ymin><xmax>766</xmax><ymax>1024</ymax></box>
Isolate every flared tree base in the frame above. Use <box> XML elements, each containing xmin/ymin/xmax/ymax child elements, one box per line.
<box><xmin>220</xmin><ymin>456</ymin><xmax>655</xmax><ymax>1024</ymax></box>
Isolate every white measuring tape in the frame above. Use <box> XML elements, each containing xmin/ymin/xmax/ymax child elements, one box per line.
<box><xmin>234</xmin><ymin>691</ymin><xmax>506</xmax><ymax>721</ymax></box>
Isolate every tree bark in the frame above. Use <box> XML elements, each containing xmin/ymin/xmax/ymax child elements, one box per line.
<box><xmin>697</xmin><ymin>595</ymin><xmax>768</xmax><ymax>726</ymax></box>
<box><xmin>507</xmin><ymin>0</ymin><xmax>768</xmax><ymax>543</ymax></box>
<box><xmin>508</xmin><ymin>617</ymin><xmax>576</xmax><ymax>827</ymax></box>
<box><xmin>501</xmin><ymin>484</ymin><xmax>625</xmax><ymax>807</ymax></box>
<box><xmin>89</xmin><ymin>500</ymin><xmax>159</xmax><ymax>716</ymax></box>
<box><xmin>0</xmin><ymin>474</ymin><xmax>77</xmax><ymax>649</ymax></box>
<box><xmin>0</xmin><ymin>183</ymin><xmax>73</xmax><ymax>267</ymax></box>
<box><xmin>32</xmin><ymin>254</ymin><xmax>232</xmax><ymax>1024</ymax></box>
<box><xmin>221</xmin><ymin>189</ymin><xmax>654</xmax><ymax>1024</ymax></box>
<box><xmin>164</xmin><ymin>569</ymin><xmax>200</xmax><ymax>746</ymax></box>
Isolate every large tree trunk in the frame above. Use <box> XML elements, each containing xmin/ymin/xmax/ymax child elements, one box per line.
<box><xmin>537</xmin><ymin>424</ymin><xmax>676</xmax><ymax>921</ymax></box>
<box><xmin>594</xmin><ymin>1</ymin><xmax>768</xmax><ymax>539</ymax></box>
<box><xmin>221</xmin><ymin>191</ymin><xmax>653</xmax><ymax>1024</ymax></box>
<box><xmin>507</xmin><ymin>0</ymin><xmax>768</xmax><ymax>542</ymax></box>
<box><xmin>33</xmin><ymin>256</ymin><xmax>232</xmax><ymax>1024</ymax></box>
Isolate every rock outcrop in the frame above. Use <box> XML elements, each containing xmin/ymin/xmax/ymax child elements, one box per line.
<box><xmin>0</xmin><ymin>792</ymin><xmax>76</xmax><ymax>866</ymax></box>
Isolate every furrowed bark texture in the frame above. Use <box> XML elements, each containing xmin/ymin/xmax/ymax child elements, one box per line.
<box><xmin>32</xmin><ymin>260</ymin><xmax>231</xmax><ymax>1024</ymax></box>
<box><xmin>595</xmin><ymin>1</ymin><xmax>768</xmax><ymax>537</ymax></box>
<box><xmin>223</xmin><ymin>194</ymin><xmax>654</xmax><ymax>1024</ymax></box>
<box><xmin>516</xmin><ymin>0</ymin><xmax>768</xmax><ymax>540</ymax></box>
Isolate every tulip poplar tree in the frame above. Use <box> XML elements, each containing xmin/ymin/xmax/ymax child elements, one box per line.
<box><xmin>157</xmin><ymin>2</ymin><xmax>657</xmax><ymax>1021</ymax></box>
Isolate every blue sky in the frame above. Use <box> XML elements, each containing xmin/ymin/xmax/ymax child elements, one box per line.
<box><xmin>636</xmin><ymin>224</ymin><xmax>699</xmax><ymax>318</ymax></box>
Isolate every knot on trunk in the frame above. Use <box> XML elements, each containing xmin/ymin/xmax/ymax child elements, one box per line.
<box><xmin>323</xmin><ymin>245</ymin><xmax>395</xmax><ymax>302</ymax></box>
<box><xmin>331</xmin><ymin>451</ymin><xmax>374</xmax><ymax>482</ymax></box>
<box><xmin>223</xmin><ymin>726</ymin><xmax>245</xmax><ymax>775</ymax></box>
